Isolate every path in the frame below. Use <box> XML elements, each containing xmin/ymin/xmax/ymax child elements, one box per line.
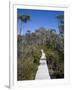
<box><xmin>35</xmin><ymin>49</ymin><xmax>50</xmax><ymax>80</ymax></box>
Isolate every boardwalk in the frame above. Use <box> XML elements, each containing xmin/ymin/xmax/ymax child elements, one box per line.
<box><xmin>35</xmin><ymin>49</ymin><xmax>50</xmax><ymax>80</ymax></box>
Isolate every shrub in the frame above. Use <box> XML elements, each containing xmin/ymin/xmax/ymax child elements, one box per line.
<box><xmin>45</xmin><ymin>49</ymin><xmax>64</xmax><ymax>79</ymax></box>
<box><xmin>32</xmin><ymin>48</ymin><xmax>41</xmax><ymax>65</ymax></box>
<box><xmin>17</xmin><ymin>57</ymin><xmax>38</xmax><ymax>80</ymax></box>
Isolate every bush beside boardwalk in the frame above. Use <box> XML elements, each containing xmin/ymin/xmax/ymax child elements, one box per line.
<box><xmin>17</xmin><ymin>28</ymin><xmax>64</xmax><ymax>80</ymax></box>
<box><xmin>17</xmin><ymin>45</ymin><xmax>41</xmax><ymax>80</ymax></box>
<box><xmin>37</xmin><ymin>45</ymin><xmax>64</xmax><ymax>79</ymax></box>
<box><xmin>45</xmin><ymin>49</ymin><xmax>64</xmax><ymax>79</ymax></box>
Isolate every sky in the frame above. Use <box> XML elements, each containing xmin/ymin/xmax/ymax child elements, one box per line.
<box><xmin>17</xmin><ymin>9</ymin><xmax>64</xmax><ymax>35</ymax></box>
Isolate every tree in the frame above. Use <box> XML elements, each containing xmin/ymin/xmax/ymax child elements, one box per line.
<box><xmin>56</xmin><ymin>15</ymin><xmax>64</xmax><ymax>51</ymax></box>
<box><xmin>17</xmin><ymin>14</ymin><xmax>30</xmax><ymax>59</ymax></box>
<box><xmin>25</xmin><ymin>30</ymin><xmax>31</xmax><ymax>45</ymax></box>
<box><xmin>57</xmin><ymin>15</ymin><xmax>64</xmax><ymax>36</ymax></box>
<box><xmin>17</xmin><ymin>14</ymin><xmax>30</xmax><ymax>35</ymax></box>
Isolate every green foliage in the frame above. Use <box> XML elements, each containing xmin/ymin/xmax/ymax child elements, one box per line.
<box><xmin>32</xmin><ymin>49</ymin><xmax>41</xmax><ymax>65</ymax></box>
<box><xmin>17</xmin><ymin>58</ymin><xmax>38</xmax><ymax>80</ymax></box>
<box><xmin>17</xmin><ymin>24</ymin><xmax>64</xmax><ymax>80</ymax></box>
<box><xmin>18</xmin><ymin>14</ymin><xmax>30</xmax><ymax>23</ymax></box>
<box><xmin>17</xmin><ymin>14</ymin><xmax>30</xmax><ymax>35</ymax></box>
<box><xmin>57</xmin><ymin>15</ymin><xmax>64</xmax><ymax>35</ymax></box>
<box><xmin>17</xmin><ymin>44</ymin><xmax>41</xmax><ymax>80</ymax></box>
<box><xmin>45</xmin><ymin>48</ymin><xmax>64</xmax><ymax>79</ymax></box>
